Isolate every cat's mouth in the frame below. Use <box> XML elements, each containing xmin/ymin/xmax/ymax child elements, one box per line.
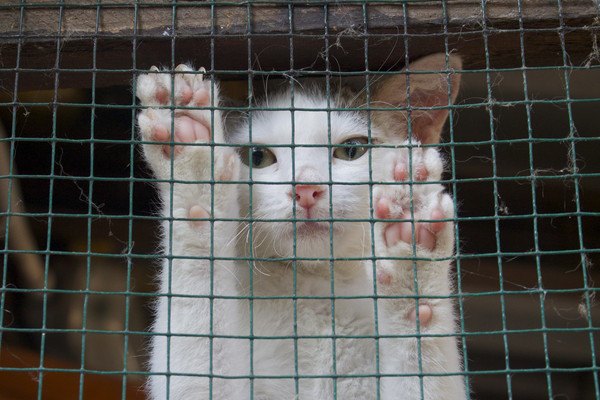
<box><xmin>291</xmin><ymin>222</ymin><xmax>334</xmax><ymax>237</ymax></box>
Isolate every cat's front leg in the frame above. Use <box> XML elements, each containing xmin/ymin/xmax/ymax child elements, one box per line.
<box><xmin>371</xmin><ymin>141</ymin><xmax>466</xmax><ymax>400</ymax></box>
<box><xmin>136</xmin><ymin>66</ymin><xmax>247</xmax><ymax>400</ymax></box>
<box><xmin>136</xmin><ymin>64</ymin><xmax>240</xmax><ymax>261</ymax></box>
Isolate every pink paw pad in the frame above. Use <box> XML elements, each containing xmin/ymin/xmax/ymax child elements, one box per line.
<box><xmin>377</xmin><ymin>270</ymin><xmax>393</xmax><ymax>285</ymax></box>
<box><xmin>180</xmin><ymin>86</ymin><xmax>193</xmax><ymax>104</ymax></box>
<box><xmin>407</xmin><ymin>304</ymin><xmax>433</xmax><ymax>327</ymax></box>
<box><xmin>153</xmin><ymin>115</ymin><xmax>210</xmax><ymax>156</ymax></box>
<box><xmin>176</xmin><ymin>115</ymin><xmax>210</xmax><ymax>143</ymax></box>
<box><xmin>382</xmin><ymin>208</ymin><xmax>446</xmax><ymax>251</ymax></box>
<box><xmin>428</xmin><ymin>209</ymin><xmax>446</xmax><ymax>233</ymax></box>
<box><xmin>155</xmin><ymin>87</ymin><xmax>169</xmax><ymax>104</ymax></box>
<box><xmin>193</xmin><ymin>89</ymin><xmax>210</xmax><ymax>106</ymax></box>
<box><xmin>151</xmin><ymin>126</ymin><xmax>169</xmax><ymax>142</ymax></box>
<box><xmin>375</xmin><ymin>197</ymin><xmax>391</xmax><ymax>220</ymax></box>
<box><xmin>189</xmin><ymin>205</ymin><xmax>209</xmax><ymax>227</ymax></box>
<box><xmin>394</xmin><ymin>163</ymin><xmax>408</xmax><ymax>181</ymax></box>
<box><xmin>393</xmin><ymin>161</ymin><xmax>428</xmax><ymax>182</ymax></box>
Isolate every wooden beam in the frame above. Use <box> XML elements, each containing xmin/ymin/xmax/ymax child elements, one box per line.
<box><xmin>0</xmin><ymin>1</ymin><xmax>598</xmax><ymax>91</ymax></box>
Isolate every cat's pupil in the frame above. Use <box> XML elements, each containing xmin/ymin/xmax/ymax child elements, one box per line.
<box><xmin>346</xmin><ymin>140</ymin><xmax>362</xmax><ymax>159</ymax></box>
<box><xmin>347</xmin><ymin>146</ymin><xmax>357</xmax><ymax>159</ymax></box>
<box><xmin>252</xmin><ymin>148</ymin><xmax>264</xmax><ymax>166</ymax></box>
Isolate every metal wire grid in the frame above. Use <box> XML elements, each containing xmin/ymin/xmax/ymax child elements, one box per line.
<box><xmin>0</xmin><ymin>1</ymin><xmax>599</xmax><ymax>399</ymax></box>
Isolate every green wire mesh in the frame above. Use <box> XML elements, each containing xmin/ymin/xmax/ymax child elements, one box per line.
<box><xmin>0</xmin><ymin>1</ymin><xmax>599</xmax><ymax>399</ymax></box>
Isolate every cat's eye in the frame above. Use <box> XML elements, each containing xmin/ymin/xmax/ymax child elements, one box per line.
<box><xmin>333</xmin><ymin>137</ymin><xmax>369</xmax><ymax>161</ymax></box>
<box><xmin>240</xmin><ymin>146</ymin><xmax>277</xmax><ymax>168</ymax></box>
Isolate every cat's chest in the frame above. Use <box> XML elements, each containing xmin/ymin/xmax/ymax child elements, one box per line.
<box><xmin>249</xmin><ymin>268</ymin><xmax>375</xmax><ymax>337</ymax></box>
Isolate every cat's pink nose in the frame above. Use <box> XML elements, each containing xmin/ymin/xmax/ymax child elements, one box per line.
<box><xmin>292</xmin><ymin>185</ymin><xmax>325</xmax><ymax>209</ymax></box>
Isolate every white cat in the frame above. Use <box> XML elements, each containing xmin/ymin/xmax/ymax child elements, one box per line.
<box><xmin>136</xmin><ymin>53</ymin><xmax>466</xmax><ymax>400</ymax></box>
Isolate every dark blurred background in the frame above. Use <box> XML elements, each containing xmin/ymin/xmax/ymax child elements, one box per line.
<box><xmin>0</xmin><ymin>66</ymin><xmax>598</xmax><ymax>399</ymax></box>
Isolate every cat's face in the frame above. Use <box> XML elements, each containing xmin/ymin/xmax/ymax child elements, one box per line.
<box><xmin>230</xmin><ymin>90</ymin><xmax>380</xmax><ymax>263</ymax></box>
<box><xmin>228</xmin><ymin>53</ymin><xmax>463</xmax><ymax>264</ymax></box>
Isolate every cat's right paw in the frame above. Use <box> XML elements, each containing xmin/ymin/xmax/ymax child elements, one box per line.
<box><xmin>372</xmin><ymin>142</ymin><xmax>455</xmax><ymax>314</ymax></box>
<box><xmin>370</xmin><ymin>143</ymin><xmax>455</xmax><ymax>332</ymax></box>
<box><xmin>136</xmin><ymin>64</ymin><xmax>219</xmax><ymax>158</ymax></box>
<box><xmin>136</xmin><ymin>65</ymin><xmax>235</xmax><ymax>184</ymax></box>
<box><xmin>372</xmin><ymin>141</ymin><xmax>452</xmax><ymax>259</ymax></box>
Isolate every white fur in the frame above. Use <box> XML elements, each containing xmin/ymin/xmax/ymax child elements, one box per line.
<box><xmin>136</xmin><ymin>68</ymin><xmax>466</xmax><ymax>399</ymax></box>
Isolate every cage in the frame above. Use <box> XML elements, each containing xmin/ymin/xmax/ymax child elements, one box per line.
<box><xmin>0</xmin><ymin>1</ymin><xmax>599</xmax><ymax>399</ymax></box>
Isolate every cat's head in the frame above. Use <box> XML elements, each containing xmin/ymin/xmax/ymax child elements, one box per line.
<box><xmin>229</xmin><ymin>53</ymin><xmax>462</xmax><ymax>265</ymax></box>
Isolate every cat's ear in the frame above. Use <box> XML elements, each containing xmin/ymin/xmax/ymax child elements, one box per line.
<box><xmin>371</xmin><ymin>53</ymin><xmax>462</xmax><ymax>144</ymax></box>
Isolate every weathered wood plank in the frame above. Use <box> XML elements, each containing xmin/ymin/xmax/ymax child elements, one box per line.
<box><xmin>0</xmin><ymin>1</ymin><xmax>598</xmax><ymax>90</ymax></box>
<box><xmin>0</xmin><ymin>1</ymin><xmax>596</xmax><ymax>36</ymax></box>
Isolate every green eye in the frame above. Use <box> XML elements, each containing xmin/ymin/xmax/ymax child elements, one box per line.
<box><xmin>240</xmin><ymin>146</ymin><xmax>277</xmax><ymax>168</ymax></box>
<box><xmin>334</xmin><ymin>137</ymin><xmax>369</xmax><ymax>161</ymax></box>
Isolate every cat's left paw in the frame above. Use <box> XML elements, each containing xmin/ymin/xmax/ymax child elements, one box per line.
<box><xmin>372</xmin><ymin>141</ymin><xmax>455</xmax><ymax>286</ymax></box>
